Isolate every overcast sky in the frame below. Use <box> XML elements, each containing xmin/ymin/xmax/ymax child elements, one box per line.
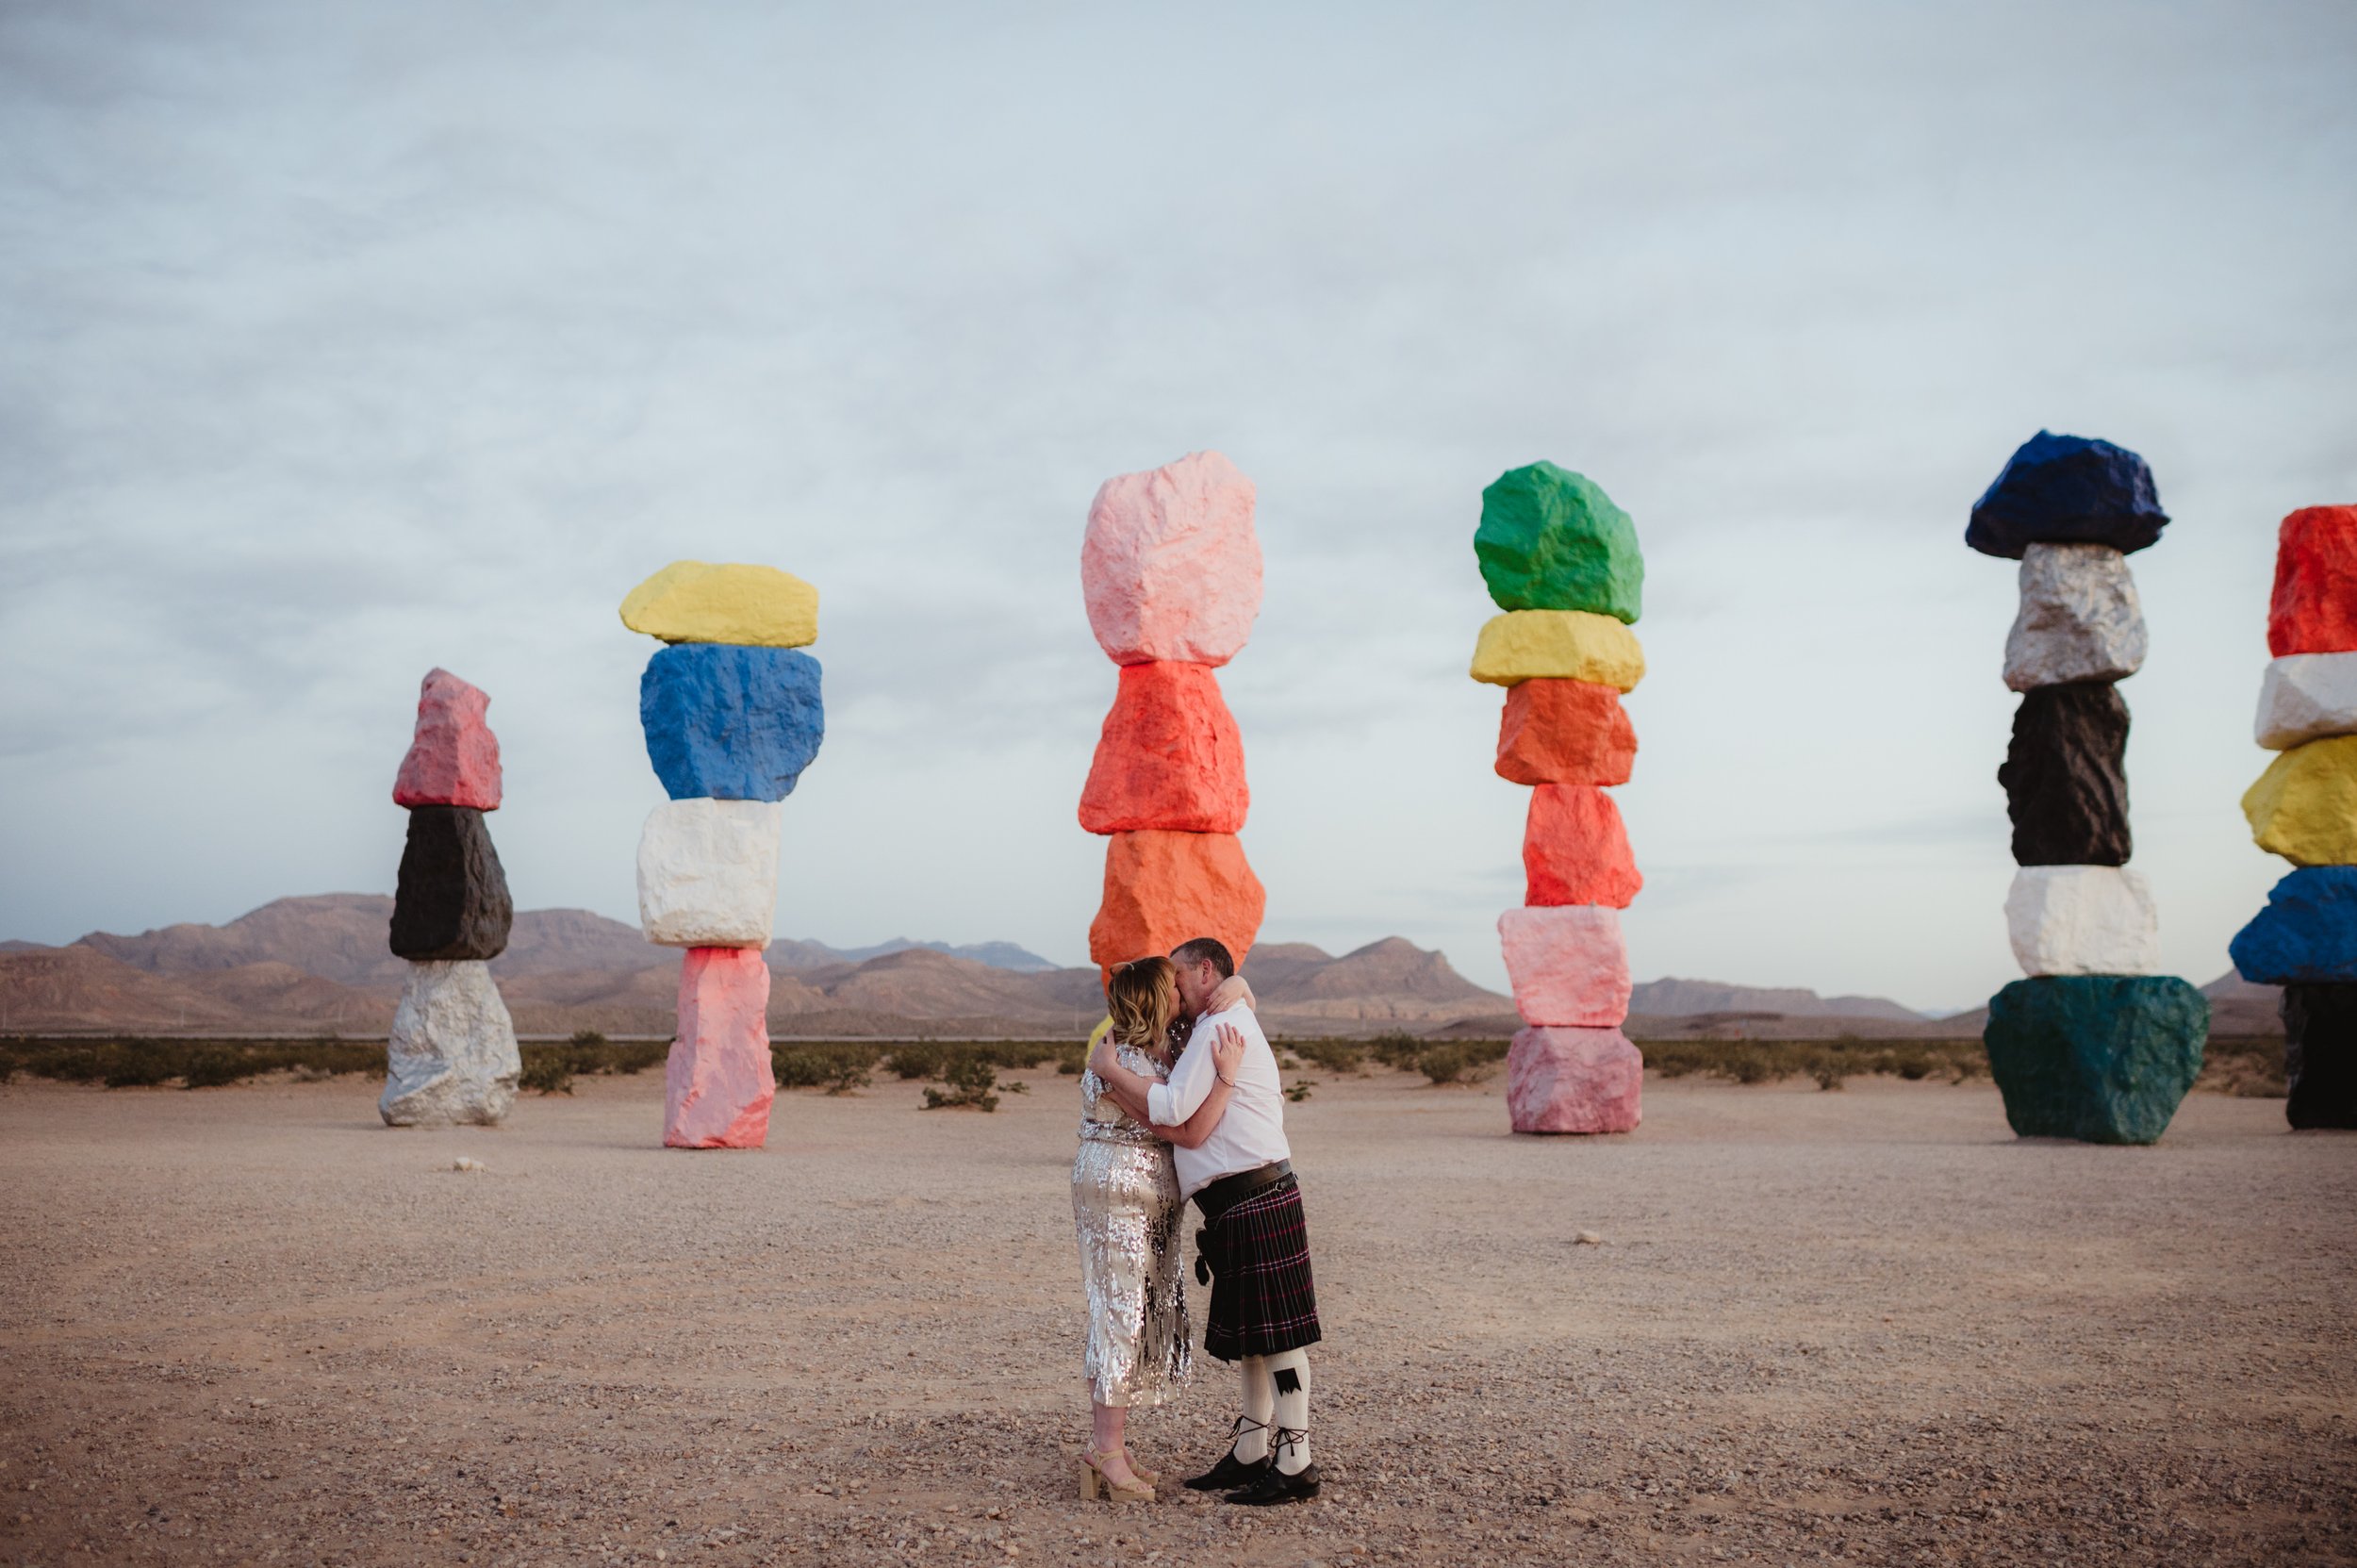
<box><xmin>4</xmin><ymin>1</ymin><xmax>2352</xmax><ymax>1012</ymax></box>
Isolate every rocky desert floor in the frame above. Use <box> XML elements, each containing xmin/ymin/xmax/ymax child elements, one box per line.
<box><xmin>1</xmin><ymin>1067</ymin><xmax>2351</xmax><ymax>1568</ymax></box>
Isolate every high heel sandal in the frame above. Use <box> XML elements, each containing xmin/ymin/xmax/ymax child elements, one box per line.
<box><xmin>1078</xmin><ymin>1447</ymin><xmax>1155</xmax><ymax>1503</ymax></box>
<box><xmin>1122</xmin><ymin>1446</ymin><xmax>1159</xmax><ymax>1486</ymax></box>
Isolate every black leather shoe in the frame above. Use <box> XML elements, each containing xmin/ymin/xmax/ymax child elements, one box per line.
<box><xmin>1225</xmin><ymin>1462</ymin><xmax>1320</xmax><ymax>1506</ymax></box>
<box><xmin>1183</xmin><ymin>1448</ymin><xmax>1270</xmax><ymax>1492</ymax></box>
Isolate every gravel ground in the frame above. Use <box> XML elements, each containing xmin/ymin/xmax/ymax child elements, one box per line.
<box><xmin>1</xmin><ymin>1066</ymin><xmax>2351</xmax><ymax>1567</ymax></box>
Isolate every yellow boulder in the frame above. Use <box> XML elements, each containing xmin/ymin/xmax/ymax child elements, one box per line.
<box><xmin>2244</xmin><ymin>735</ymin><xmax>2357</xmax><ymax>865</ymax></box>
<box><xmin>1470</xmin><ymin>611</ymin><xmax>1645</xmax><ymax>691</ymax></box>
<box><xmin>619</xmin><ymin>561</ymin><xmax>819</xmax><ymax>648</ymax></box>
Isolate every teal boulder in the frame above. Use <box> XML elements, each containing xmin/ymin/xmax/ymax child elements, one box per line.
<box><xmin>1982</xmin><ymin>976</ymin><xmax>2208</xmax><ymax>1145</ymax></box>
<box><xmin>1475</xmin><ymin>462</ymin><xmax>1643</xmax><ymax>621</ymax></box>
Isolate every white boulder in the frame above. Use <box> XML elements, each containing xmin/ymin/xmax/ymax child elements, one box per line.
<box><xmin>2005</xmin><ymin>866</ymin><xmax>2160</xmax><ymax>977</ymax></box>
<box><xmin>381</xmin><ymin>960</ymin><xmax>520</xmax><ymax>1127</ymax></box>
<box><xmin>2003</xmin><ymin>543</ymin><xmax>2147</xmax><ymax>692</ymax></box>
<box><xmin>635</xmin><ymin>799</ymin><xmax>781</xmax><ymax>948</ymax></box>
<box><xmin>2255</xmin><ymin>652</ymin><xmax>2357</xmax><ymax>750</ymax></box>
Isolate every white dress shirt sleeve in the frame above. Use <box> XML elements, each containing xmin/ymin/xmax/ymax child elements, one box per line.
<box><xmin>1148</xmin><ymin>1020</ymin><xmax>1216</xmax><ymax>1128</ymax></box>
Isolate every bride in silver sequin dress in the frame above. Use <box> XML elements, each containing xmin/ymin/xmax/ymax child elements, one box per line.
<box><xmin>1072</xmin><ymin>956</ymin><xmax>1245</xmax><ymax>1502</ymax></box>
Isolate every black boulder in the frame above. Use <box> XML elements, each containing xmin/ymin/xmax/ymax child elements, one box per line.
<box><xmin>2281</xmin><ymin>982</ymin><xmax>2357</xmax><ymax>1131</ymax></box>
<box><xmin>1998</xmin><ymin>681</ymin><xmax>2131</xmax><ymax>867</ymax></box>
<box><xmin>390</xmin><ymin>806</ymin><xmax>514</xmax><ymax>961</ymax></box>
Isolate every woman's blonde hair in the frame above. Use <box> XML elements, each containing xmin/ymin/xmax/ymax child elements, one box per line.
<box><xmin>1105</xmin><ymin>957</ymin><xmax>1178</xmax><ymax>1050</ymax></box>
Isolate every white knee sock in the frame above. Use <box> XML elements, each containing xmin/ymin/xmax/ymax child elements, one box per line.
<box><xmin>1232</xmin><ymin>1356</ymin><xmax>1275</xmax><ymax>1463</ymax></box>
<box><xmin>1264</xmin><ymin>1348</ymin><xmax>1312</xmax><ymax>1474</ymax></box>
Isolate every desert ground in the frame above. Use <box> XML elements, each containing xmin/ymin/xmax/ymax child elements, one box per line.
<box><xmin>1</xmin><ymin>1067</ymin><xmax>2351</xmax><ymax>1568</ymax></box>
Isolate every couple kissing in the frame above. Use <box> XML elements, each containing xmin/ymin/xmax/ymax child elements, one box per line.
<box><xmin>1068</xmin><ymin>937</ymin><xmax>1323</xmax><ymax>1507</ymax></box>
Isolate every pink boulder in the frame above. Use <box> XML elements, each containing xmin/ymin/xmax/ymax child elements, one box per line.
<box><xmin>393</xmin><ymin>668</ymin><xmax>503</xmax><ymax>810</ymax></box>
<box><xmin>1080</xmin><ymin>661</ymin><xmax>1249</xmax><ymax>834</ymax></box>
<box><xmin>1498</xmin><ymin>905</ymin><xmax>1629</xmax><ymax>1027</ymax></box>
<box><xmin>664</xmin><ymin>947</ymin><xmax>775</xmax><ymax>1149</ymax></box>
<box><xmin>1524</xmin><ymin>784</ymin><xmax>1641</xmax><ymax>908</ymax></box>
<box><xmin>1081</xmin><ymin>451</ymin><xmax>1262</xmax><ymax>667</ymax></box>
<box><xmin>1506</xmin><ymin>1025</ymin><xmax>1643</xmax><ymax>1134</ymax></box>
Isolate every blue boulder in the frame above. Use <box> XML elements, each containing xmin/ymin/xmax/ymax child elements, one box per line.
<box><xmin>1966</xmin><ymin>430</ymin><xmax>2168</xmax><ymax>559</ymax></box>
<box><xmin>1982</xmin><ymin>975</ymin><xmax>2207</xmax><ymax>1145</ymax></box>
<box><xmin>2228</xmin><ymin>867</ymin><xmax>2357</xmax><ymax>984</ymax></box>
<box><xmin>639</xmin><ymin>644</ymin><xmax>824</xmax><ymax>801</ymax></box>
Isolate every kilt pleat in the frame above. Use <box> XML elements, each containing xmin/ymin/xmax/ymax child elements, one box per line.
<box><xmin>1196</xmin><ymin>1176</ymin><xmax>1322</xmax><ymax>1362</ymax></box>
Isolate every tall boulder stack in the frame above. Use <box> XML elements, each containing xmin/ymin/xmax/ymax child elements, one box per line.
<box><xmin>1472</xmin><ymin>461</ymin><xmax>1647</xmax><ymax>1135</ymax></box>
<box><xmin>2230</xmin><ymin>505</ymin><xmax>2357</xmax><ymax>1129</ymax></box>
<box><xmin>622</xmin><ymin>561</ymin><xmax>824</xmax><ymax>1149</ymax></box>
<box><xmin>1080</xmin><ymin>452</ymin><xmax>1266</xmax><ymax>977</ymax></box>
<box><xmin>383</xmin><ymin>668</ymin><xmax>520</xmax><ymax>1126</ymax></box>
<box><xmin>1970</xmin><ymin>432</ymin><xmax>2207</xmax><ymax>1144</ymax></box>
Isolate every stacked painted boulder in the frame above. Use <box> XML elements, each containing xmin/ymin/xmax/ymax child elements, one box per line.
<box><xmin>1471</xmin><ymin>462</ymin><xmax>1646</xmax><ymax>1135</ymax></box>
<box><xmin>621</xmin><ymin>561</ymin><xmax>825</xmax><ymax>1149</ymax></box>
<box><xmin>2230</xmin><ymin>505</ymin><xmax>2357</xmax><ymax>1129</ymax></box>
<box><xmin>383</xmin><ymin>668</ymin><xmax>520</xmax><ymax>1126</ymax></box>
<box><xmin>1970</xmin><ymin>432</ymin><xmax>2208</xmax><ymax>1144</ymax></box>
<box><xmin>1080</xmin><ymin>452</ymin><xmax>1265</xmax><ymax>977</ymax></box>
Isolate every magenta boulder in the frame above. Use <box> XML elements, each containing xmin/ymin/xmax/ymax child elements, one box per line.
<box><xmin>1497</xmin><ymin>905</ymin><xmax>1629</xmax><ymax>1027</ymax></box>
<box><xmin>393</xmin><ymin>668</ymin><xmax>503</xmax><ymax>810</ymax></box>
<box><xmin>1506</xmin><ymin>1025</ymin><xmax>1643</xmax><ymax>1134</ymax></box>
<box><xmin>664</xmin><ymin>947</ymin><xmax>776</xmax><ymax>1148</ymax></box>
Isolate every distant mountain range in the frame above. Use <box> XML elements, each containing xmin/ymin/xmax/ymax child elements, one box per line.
<box><xmin>9</xmin><ymin>892</ymin><xmax>2223</xmax><ymax>1042</ymax></box>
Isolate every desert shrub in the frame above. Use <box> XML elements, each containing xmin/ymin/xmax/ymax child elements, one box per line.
<box><xmin>1286</xmin><ymin>1078</ymin><xmax>1314</xmax><ymax>1102</ymax></box>
<box><xmin>1292</xmin><ymin>1039</ymin><xmax>1365</xmax><ymax>1075</ymax></box>
<box><xmin>1367</xmin><ymin>1030</ymin><xmax>1428</xmax><ymax>1071</ymax></box>
<box><xmin>885</xmin><ymin>1042</ymin><xmax>948</xmax><ymax>1080</ymax></box>
<box><xmin>182</xmin><ymin>1047</ymin><xmax>264</xmax><ymax>1089</ymax></box>
<box><xmin>922</xmin><ymin>1055</ymin><xmax>999</xmax><ymax>1112</ymax></box>
<box><xmin>772</xmin><ymin>1043</ymin><xmax>879</xmax><ymax>1094</ymax></box>
<box><xmin>518</xmin><ymin>1046</ymin><xmax>577</xmax><ymax>1096</ymax></box>
<box><xmin>102</xmin><ymin>1045</ymin><xmax>176</xmax><ymax>1088</ymax></box>
<box><xmin>1416</xmin><ymin>1041</ymin><xmax>1507</xmax><ymax>1085</ymax></box>
<box><xmin>569</xmin><ymin>1029</ymin><xmax>608</xmax><ymax>1050</ymax></box>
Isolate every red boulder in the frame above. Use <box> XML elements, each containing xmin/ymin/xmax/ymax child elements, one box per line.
<box><xmin>1088</xmin><ymin>831</ymin><xmax>1265</xmax><ymax>979</ymax></box>
<box><xmin>1495</xmin><ymin>679</ymin><xmax>1636</xmax><ymax>786</ymax></box>
<box><xmin>2270</xmin><ymin>506</ymin><xmax>2357</xmax><ymax>655</ymax></box>
<box><xmin>1524</xmin><ymin>784</ymin><xmax>1641</xmax><ymax>908</ymax></box>
<box><xmin>1080</xmin><ymin>662</ymin><xmax>1249</xmax><ymax>834</ymax></box>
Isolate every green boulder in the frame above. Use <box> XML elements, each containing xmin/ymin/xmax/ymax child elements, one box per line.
<box><xmin>1982</xmin><ymin>975</ymin><xmax>2208</xmax><ymax>1145</ymax></box>
<box><xmin>1475</xmin><ymin>462</ymin><xmax>1643</xmax><ymax>621</ymax></box>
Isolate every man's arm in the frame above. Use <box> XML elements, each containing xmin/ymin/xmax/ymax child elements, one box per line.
<box><xmin>1148</xmin><ymin>1023</ymin><xmax>1219</xmax><ymax>1128</ymax></box>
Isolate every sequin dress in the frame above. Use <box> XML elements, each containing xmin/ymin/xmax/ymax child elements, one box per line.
<box><xmin>1071</xmin><ymin>1037</ymin><xmax>1191</xmax><ymax>1407</ymax></box>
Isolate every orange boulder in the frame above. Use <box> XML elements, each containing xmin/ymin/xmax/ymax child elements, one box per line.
<box><xmin>1080</xmin><ymin>661</ymin><xmax>1249</xmax><ymax>834</ymax></box>
<box><xmin>1495</xmin><ymin>679</ymin><xmax>1636</xmax><ymax>786</ymax></box>
<box><xmin>1089</xmin><ymin>831</ymin><xmax>1266</xmax><ymax>977</ymax></box>
<box><xmin>1524</xmin><ymin>784</ymin><xmax>1641</xmax><ymax>908</ymax></box>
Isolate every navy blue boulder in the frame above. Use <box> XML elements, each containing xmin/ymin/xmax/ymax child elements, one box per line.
<box><xmin>1967</xmin><ymin>430</ymin><xmax>2168</xmax><ymax>559</ymax></box>
<box><xmin>640</xmin><ymin>644</ymin><xmax>824</xmax><ymax>801</ymax></box>
<box><xmin>2227</xmin><ymin>867</ymin><xmax>2357</xmax><ymax>985</ymax></box>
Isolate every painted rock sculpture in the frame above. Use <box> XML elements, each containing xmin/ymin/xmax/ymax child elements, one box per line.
<box><xmin>1970</xmin><ymin>433</ymin><xmax>2205</xmax><ymax>1144</ymax></box>
<box><xmin>381</xmin><ymin>669</ymin><xmax>519</xmax><ymax>1126</ymax></box>
<box><xmin>1079</xmin><ymin>454</ymin><xmax>1265</xmax><ymax>980</ymax></box>
<box><xmin>2233</xmin><ymin>504</ymin><xmax>2357</xmax><ymax>1128</ymax></box>
<box><xmin>1474</xmin><ymin>461</ymin><xmax>1647</xmax><ymax>1135</ymax></box>
<box><xmin>624</xmin><ymin>560</ymin><xmax>824</xmax><ymax>1149</ymax></box>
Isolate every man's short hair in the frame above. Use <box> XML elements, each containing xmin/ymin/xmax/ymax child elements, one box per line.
<box><xmin>1170</xmin><ymin>937</ymin><xmax>1235</xmax><ymax>980</ymax></box>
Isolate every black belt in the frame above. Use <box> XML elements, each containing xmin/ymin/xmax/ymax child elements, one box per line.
<box><xmin>1193</xmin><ymin>1159</ymin><xmax>1293</xmax><ymax>1227</ymax></box>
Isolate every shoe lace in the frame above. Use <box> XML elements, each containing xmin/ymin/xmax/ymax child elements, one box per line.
<box><xmin>1269</xmin><ymin>1427</ymin><xmax>1309</xmax><ymax>1468</ymax></box>
<box><xmin>1227</xmin><ymin>1414</ymin><xmax>1269</xmax><ymax>1459</ymax></box>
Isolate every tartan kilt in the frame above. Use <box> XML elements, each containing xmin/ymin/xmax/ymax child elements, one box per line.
<box><xmin>1195</xmin><ymin>1175</ymin><xmax>1322</xmax><ymax>1362</ymax></box>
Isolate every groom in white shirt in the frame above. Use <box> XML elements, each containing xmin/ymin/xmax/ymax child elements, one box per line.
<box><xmin>1091</xmin><ymin>936</ymin><xmax>1323</xmax><ymax>1506</ymax></box>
